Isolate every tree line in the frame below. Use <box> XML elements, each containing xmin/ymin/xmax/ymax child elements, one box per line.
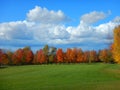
<box><xmin>0</xmin><ymin>26</ymin><xmax>120</xmax><ymax>65</ymax></box>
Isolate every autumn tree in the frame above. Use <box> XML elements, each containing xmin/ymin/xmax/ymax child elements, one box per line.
<box><xmin>99</xmin><ymin>49</ymin><xmax>113</xmax><ymax>63</ymax></box>
<box><xmin>1</xmin><ymin>54</ymin><xmax>9</xmax><ymax>65</ymax></box>
<box><xmin>112</xmin><ymin>25</ymin><xmax>120</xmax><ymax>63</ymax></box>
<box><xmin>34</xmin><ymin>46</ymin><xmax>56</xmax><ymax>64</ymax></box>
<box><xmin>35</xmin><ymin>50</ymin><xmax>42</xmax><ymax>64</ymax></box>
<box><xmin>6</xmin><ymin>51</ymin><xmax>13</xmax><ymax>65</ymax></box>
<box><xmin>76</xmin><ymin>48</ymin><xmax>84</xmax><ymax>63</ymax></box>
<box><xmin>66</xmin><ymin>48</ymin><xmax>72</xmax><ymax>63</ymax></box>
<box><xmin>23</xmin><ymin>47</ymin><xmax>34</xmax><ymax>64</ymax></box>
<box><xmin>0</xmin><ymin>49</ymin><xmax>9</xmax><ymax>65</ymax></box>
<box><xmin>89</xmin><ymin>50</ymin><xmax>98</xmax><ymax>63</ymax></box>
<box><xmin>99</xmin><ymin>49</ymin><xmax>107</xmax><ymax>62</ymax></box>
<box><xmin>56</xmin><ymin>48</ymin><xmax>64</xmax><ymax>63</ymax></box>
<box><xmin>63</xmin><ymin>52</ymin><xmax>67</xmax><ymax>63</ymax></box>
<box><xmin>12</xmin><ymin>47</ymin><xmax>34</xmax><ymax>65</ymax></box>
<box><xmin>35</xmin><ymin>49</ymin><xmax>47</xmax><ymax>64</ymax></box>
<box><xmin>70</xmin><ymin>48</ymin><xmax>77</xmax><ymax>63</ymax></box>
<box><xmin>83</xmin><ymin>51</ymin><xmax>89</xmax><ymax>63</ymax></box>
<box><xmin>12</xmin><ymin>49</ymin><xmax>24</xmax><ymax>65</ymax></box>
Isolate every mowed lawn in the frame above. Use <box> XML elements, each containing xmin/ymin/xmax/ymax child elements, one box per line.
<box><xmin>0</xmin><ymin>63</ymin><xmax>120</xmax><ymax>90</ymax></box>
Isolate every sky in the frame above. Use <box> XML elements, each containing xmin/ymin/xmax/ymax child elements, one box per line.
<box><xmin>0</xmin><ymin>0</ymin><xmax>120</xmax><ymax>51</ymax></box>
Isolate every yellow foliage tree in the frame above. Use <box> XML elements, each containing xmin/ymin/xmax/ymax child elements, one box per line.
<box><xmin>112</xmin><ymin>25</ymin><xmax>120</xmax><ymax>63</ymax></box>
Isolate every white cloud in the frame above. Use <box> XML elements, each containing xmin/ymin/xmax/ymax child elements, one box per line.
<box><xmin>80</xmin><ymin>11</ymin><xmax>109</xmax><ymax>24</ymax></box>
<box><xmin>31</xmin><ymin>23</ymin><xmax>70</xmax><ymax>45</ymax></box>
<box><xmin>0</xmin><ymin>6</ymin><xmax>120</xmax><ymax>50</ymax></box>
<box><xmin>65</xmin><ymin>16</ymin><xmax>120</xmax><ymax>46</ymax></box>
<box><xmin>0</xmin><ymin>21</ymin><xmax>33</xmax><ymax>40</ymax></box>
<box><xmin>67</xmin><ymin>21</ymin><xmax>94</xmax><ymax>38</ymax></box>
<box><xmin>27</xmin><ymin>6</ymin><xmax>70</xmax><ymax>23</ymax></box>
<box><xmin>95</xmin><ymin>22</ymin><xmax>116</xmax><ymax>39</ymax></box>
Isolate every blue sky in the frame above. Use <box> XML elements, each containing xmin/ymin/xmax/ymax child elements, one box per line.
<box><xmin>0</xmin><ymin>0</ymin><xmax>120</xmax><ymax>51</ymax></box>
<box><xmin>1</xmin><ymin>0</ymin><xmax>120</xmax><ymax>25</ymax></box>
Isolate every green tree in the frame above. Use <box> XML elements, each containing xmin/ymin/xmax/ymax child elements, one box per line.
<box><xmin>43</xmin><ymin>45</ymin><xmax>49</xmax><ymax>63</ymax></box>
<box><xmin>49</xmin><ymin>47</ymin><xmax>57</xmax><ymax>63</ymax></box>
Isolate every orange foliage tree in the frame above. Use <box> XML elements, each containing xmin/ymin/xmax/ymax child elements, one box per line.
<box><xmin>66</xmin><ymin>48</ymin><xmax>72</xmax><ymax>63</ymax></box>
<box><xmin>12</xmin><ymin>47</ymin><xmax>34</xmax><ymax>65</ymax></box>
<box><xmin>0</xmin><ymin>49</ymin><xmax>9</xmax><ymax>65</ymax></box>
<box><xmin>36</xmin><ymin>50</ymin><xmax>43</xmax><ymax>64</ymax></box>
<box><xmin>56</xmin><ymin>48</ymin><xmax>64</xmax><ymax>63</ymax></box>
<box><xmin>1</xmin><ymin>54</ymin><xmax>9</xmax><ymax>65</ymax></box>
<box><xmin>99</xmin><ymin>49</ymin><xmax>113</xmax><ymax>63</ymax></box>
<box><xmin>76</xmin><ymin>48</ymin><xmax>84</xmax><ymax>63</ymax></box>
<box><xmin>23</xmin><ymin>47</ymin><xmax>34</xmax><ymax>64</ymax></box>
<box><xmin>70</xmin><ymin>48</ymin><xmax>77</xmax><ymax>63</ymax></box>
<box><xmin>83</xmin><ymin>51</ymin><xmax>89</xmax><ymax>63</ymax></box>
<box><xmin>34</xmin><ymin>49</ymin><xmax>47</xmax><ymax>64</ymax></box>
<box><xmin>12</xmin><ymin>49</ymin><xmax>24</xmax><ymax>65</ymax></box>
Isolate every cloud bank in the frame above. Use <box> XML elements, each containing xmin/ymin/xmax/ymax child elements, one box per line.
<box><xmin>0</xmin><ymin>6</ymin><xmax>120</xmax><ymax>50</ymax></box>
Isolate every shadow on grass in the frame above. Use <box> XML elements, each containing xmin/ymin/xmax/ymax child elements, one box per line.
<box><xmin>0</xmin><ymin>65</ymin><xmax>8</xmax><ymax>69</ymax></box>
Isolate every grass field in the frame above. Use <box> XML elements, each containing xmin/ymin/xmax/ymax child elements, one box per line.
<box><xmin>0</xmin><ymin>63</ymin><xmax>120</xmax><ymax>90</ymax></box>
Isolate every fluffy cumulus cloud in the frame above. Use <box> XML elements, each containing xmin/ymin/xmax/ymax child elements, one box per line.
<box><xmin>0</xmin><ymin>21</ymin><xmax>33</xmax><ymax>40</ymax></box>
<box><xmin>0</xmin><ymin>6</ymin><xmax>120</xmax><ymax>50</ymax></box>
<box><xmin>27</xmin><ymin>6</ymin><xmax>70</xmax><ymax>23</ymax></box>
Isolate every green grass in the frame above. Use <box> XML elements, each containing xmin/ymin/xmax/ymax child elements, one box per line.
<box><xmin>0</xmin><ymin>63</ymin><xmax>120</xmax><ymax>90</ymax></box>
